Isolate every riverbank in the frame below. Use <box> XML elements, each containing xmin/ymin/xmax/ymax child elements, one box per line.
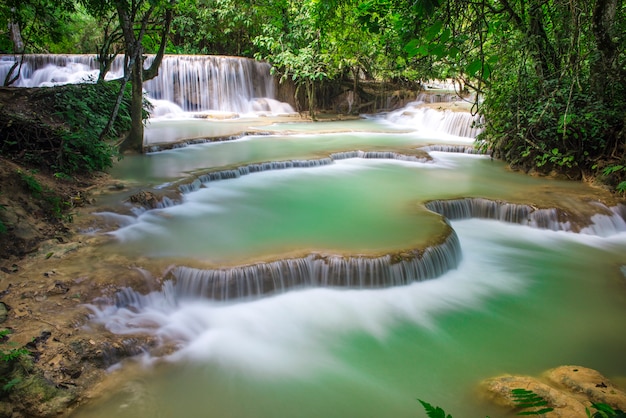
<box><xmin>0</xmin><ymin>155</ymin><xmax>165</xmax><ymax>416</ymax></box>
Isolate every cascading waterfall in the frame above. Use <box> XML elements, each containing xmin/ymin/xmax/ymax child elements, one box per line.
<box><xmin>175</xmin><ymin>152</ymin><xmax>430</xmax><ymax>194</ymax></box>
<box><xmin>0</xmin><ymin>54</ymin><xmax>293</xmax><ymax>115</ymax></box>
<box><xmin>106</xmin><ymin>230</ymin><xmax>461</xmax><ymax>303</ymax></box>
<box><xmin>329</xmin><ymin>150</ymin><xmax>429</xmax><ymax>162</ymax></box>
<box><xmin>415</xmin><ymin>92</ymin><xmax>461</xmax><ymax>103</ymax></box>
<box><xmin>426</xmin><ymin>198</ymin><xmax>626</xmax><ymax>234</ymax></box>
<box><xmin>142</xmin><ymin>55</ymin><xmax>291</xmax><ymax>114</ymax></box>
<box><xmin>0</xmin><ymin>54</ymin><xmax>122</xmax><ymax>86</ymax></box>
<box><xmin>386</xmin><ymin>100</ymin><xmax>483</xmax><ymax>138</ymax></box>
<box><xmin>178</xmin><ymin>159</ymin><xmax>335</xmax><ymax>193</ymax></box>
<box><xmin>419</xmin><ymin>145</ymin><xmax>483</xmax><ymax>154</ymax></box>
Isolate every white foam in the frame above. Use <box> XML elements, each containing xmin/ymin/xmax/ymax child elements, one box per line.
<box><xmin>88</xmin><ymin>219</ymin><xmax>532</xmax><ymax>378</ymax></box>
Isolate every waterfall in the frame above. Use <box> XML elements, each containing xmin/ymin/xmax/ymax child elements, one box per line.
<box><xmin>426</xmin><ymin>199</ymin><xmax>626</xmax><ymax>234</ymax></box>
<box><xmin>0</xmin><ymin>54</ymin><xmax>293</xmax><ymax>115</ymax></box>
<box><xmin>142</xmin><ymin>55</ymin><xmax>290</xmax><ymax>114</ymax></box>
<box><xmin>420</xmin><ymin>145</ymin><xmax>483</xmax><ymax>154</ymax></box>
<box><xmin>330</xmin><ymin>150</ymin><xmax>429</xmax><ymax>163</ymax></box>
<box><xmin>0</xmin><ymin>54</ymin><xmax>121</xmax><ymax>86</ymax></box>
<box><xmin>178</xmin><ymin>159</ymin><xmax>335</xmax><ymax>193</ymax></box>
<box><xmin>175</xmin><ymin>153</ymin><xmax>430</xmax><ymax>194</ymax></box>
<box><xmin>386</xmin><ymin>101</ymin><xmax>483</xmax><ymax>138</ymax></box>
<box><xmin>109</xmin><ymin>229</ymin><xmax>461</xmax><ymax>303</ymax></box>
<box><xmin>425</xmin><ymin>198</ymin><xmax>566</xmax><ymax>230</ymax></box>
<box><xmin>415</xmin><ymin>92</ymin><xmax>461</xmax><ymax>103</ymax></box>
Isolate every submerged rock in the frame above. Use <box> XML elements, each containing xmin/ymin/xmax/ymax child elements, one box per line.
<box><xmin>481</xmin><ymin>365</ymin><xmax>626</xmax><ymax>417</ymax></box>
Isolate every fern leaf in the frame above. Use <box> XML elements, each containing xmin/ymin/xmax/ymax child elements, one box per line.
<box><xmin>511</xmin><ymin>388</ymin><xmax>554</xmax><ymax>416</ymax></box>
<box><xmin>418</xmin><ymin>399</ymin><xmax>452</xmax><ymax>418</ymax></box>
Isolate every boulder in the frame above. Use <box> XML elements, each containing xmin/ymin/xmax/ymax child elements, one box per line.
<box><xmin>481</xmin><ymin>365</ymin><xmax>626</xmax><ymax>417</ymax></box>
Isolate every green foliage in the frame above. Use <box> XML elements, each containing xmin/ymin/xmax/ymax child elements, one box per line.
<box><xmin>17</xmin><ymin>169</ymin><xmax>43</xmax><ymax>197</ymax></box>
<box><xmin>2</xmin><ymin>377</ymin><xmax>21</xmax><ymax>393</ymax></box>
<box><xmin>511</xmin><ymin>388</ymin><xmax>554</xmax><ymax>415</ymax></box>
<box><xmin>587</xmin><ymin>403</ymin><xmax>626</xmax><ymax>418</ymax></box>
<box><xmin>50</xmin><ymin>82</ymin><xmax>130</xmax><ymax>174</ymax></box>
<box><xmin>16</xmin><ymin>169</ymin><xmax>73</xmax><ymax>221</ymax></box>
<box><xmin>459</xmin><ymin>0</ymin><xmax>626</xmax><ymax>188</ymax></box>
<box><xmin>418</xmin><ymin>389</ymin><xmax>555</xmax><ymax>417</ymax></box>
<box><xmin>169</xmin><ymin>0</ymin><xmax>261</xmax><ymax>57</ymax></box>
<box><xmin>0</xmin><ymin>0</ymin><xmax>76</xmax><ymax>53</ymax></box>
<box><xmin>0</xmin><ymin>329</ymin><xmax>30</xmax><ymax>363</ymax></box>
<box><xmin>417</xmin><ymin>399</ymin><xmax>453</xmax><ymax>418</ymax></box>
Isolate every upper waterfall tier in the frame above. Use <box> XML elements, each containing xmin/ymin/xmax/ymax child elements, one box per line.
<box><xmin>142</xmin><ymin>55</ymin><xmax>280</xmax><ymax>113</ymax></box>
<box><xmin>0</xmin><ymin>54</ymin><xmax>293</xmax><ymax>115</ymax></box>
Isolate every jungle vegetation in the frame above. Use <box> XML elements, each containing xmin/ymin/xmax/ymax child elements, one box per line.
<box><xmin>0</xmin><ymin>0</ymin><xmax>624</xmax><ymax>191</ymax></box>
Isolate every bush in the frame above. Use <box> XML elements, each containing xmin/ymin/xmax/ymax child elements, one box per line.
<box><xmin>50</xmin><ymin>81</ymin><xmax>132</xmax><ymax>175</ymax></box>
<box><xmin>0</xmin><ymin>81</ymin><xmax>134</xmax><ymax>176</ymax></box>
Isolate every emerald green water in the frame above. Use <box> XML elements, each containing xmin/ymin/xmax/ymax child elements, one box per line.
<box><xmin>76</xmin><ymin>118</ymin><xmax>626</xmax><ymax>418</ymax></box>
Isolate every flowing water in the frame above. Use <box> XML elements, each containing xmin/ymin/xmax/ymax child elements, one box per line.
<box><xmin>79</xmin><ymin>122</ymin><xmax>626</xmax><ymax>418</ymax></box>
<box><xmin>4</xmin><ymin>54</ymin><xmax>625</xmax><ymax>417</ymax></box>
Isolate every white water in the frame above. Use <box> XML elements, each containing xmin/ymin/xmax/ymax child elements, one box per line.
<box><xmin>77</xmin><ymin>119</ymin><xmax>626</xmax><ymax>417</ymax></box>
<box><xmin>80</xmin><ymin>218</ymin><xmax>626</xmax><ymax>418</ymax></box>
<box><xmin>385</xmin><ymin>100</ymin><xmax>483</xmax><ymax>138</ymax></box>
<box><xmin>0</xmin><ymin>54</ymin><xmax>294</xmax><ymax>117</ymax></box>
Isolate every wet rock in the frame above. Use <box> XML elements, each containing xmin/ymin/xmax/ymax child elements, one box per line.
<box><xmin>481</xmin><ymin>374</ymin><xmax>587</xmax><ymax>417</ymax></box>
<box><xmin>128</xmin><ymin>190</ymin><xmax>161</xmax><ymax>209</ymax></box>
<box><xmin>127</xmin><ymin>190</ymin><xmax>178</xmax><ymax>209</ymax></box>
<box><xmin>481</xmin><ymin>365</ymin><xmax>626</xmax><ymax>417</ymax></box>
<box><xmin>46</xmin><ymin>280</ymin><xmax>70</xmax><ymax>295</ymax></box>
<box><xmin>544</xmin><ymin>365</ymin><xmax>626</xmax><ymax>411</ymax></box>
<box><xmin>69</xmin><ymin>335</ymin><xmax>157</xmax><ymax>369</ymax></box>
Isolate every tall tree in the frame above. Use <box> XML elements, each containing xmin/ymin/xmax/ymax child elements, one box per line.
<box><xmin>116</xmin><ymin>0</ymin><xmax>174</xmax><ymax>153</ymax></box>
<box><xmin>82</xmin><ymin>0</ymin><xmax>175</xmax><ymax>153</ymax></box>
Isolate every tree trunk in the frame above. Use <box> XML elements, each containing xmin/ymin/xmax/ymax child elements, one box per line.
<box><xmin>591</xmin><ymin>0</ymin><xmax>620</xmax><ymax>102</ymax></box>
<box><xmin>8</xmin><ymin>10</ymin><xmax>24</xmax><ymax>54</ymax></box>
<box><xmin>120</xmin><ymin>57</ymin><xmax>146</xmax><ymax>153</ymax></box>
<box><xmin>307</xmin><ymin>80</ymin><xmax>317</xmax><ymax>121</ymax></box>
<box><xmin>114</xmin><ymin>0</ymin><xmax>173</xmax><ymax>153</ymax></box>
<box><xmin>528</xmin><ymin>0</ymin><xmax>559</xmax><ymax>79</ymax></box>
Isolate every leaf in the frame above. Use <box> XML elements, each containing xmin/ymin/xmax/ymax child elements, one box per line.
<box><xmin>417</xmin><ymin>399</ymin><xmax>452</xmax><ymax>418</ymax></box>
<box><xmin>430</xmin><ymin>45</ymin><xmax>446</xmax><ymax>58</ymax></box>
<box><xmin>440</xmin><ymin>28</ymin><xmax>451</xmax><ymax>43</ymax></box>
<box><xmin>404</xmin><ymin>39</ymin><xmax>419</xmax><ymax>53</ymax></box>
<box><xmin>466</xmin><ymin>59</ymin><xmax>483</xmax><ymax>76</ymax></box>
<box><xmin>511</xmin><ymin>389</ymin><xmax>554</xmax><ymax>416</ymax></box>
<box><xmin>425</xmin><ymin>21</ymin><xmax>443</xmax><ymax>41</ymax></box>
<box><xmin>448</xmin><ymin>47</ymin><xmax>460</xmax><ymax>58</ymax></box>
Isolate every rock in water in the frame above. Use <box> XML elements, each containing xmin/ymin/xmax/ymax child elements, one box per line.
<box><xmin>544</xmin><ymin>365</ymin><xmax>626</xmax><ymax>412</ymax></box>
<box><xmin>481</xmin><ymin>365</ymin><xmax>626</xmax><ymax>417</ymax></box>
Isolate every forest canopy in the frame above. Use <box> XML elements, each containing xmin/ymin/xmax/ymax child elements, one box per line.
<box><xmin>1</xmin><ymin>0</ymin><xmax>625</xmax><ymax>191</ymax></box>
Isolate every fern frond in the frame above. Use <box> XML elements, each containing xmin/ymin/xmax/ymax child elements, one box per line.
<box><xmin>417</xmin><ymin>399</ymin><xmax>453</xmax><ymax>418</ymax></box>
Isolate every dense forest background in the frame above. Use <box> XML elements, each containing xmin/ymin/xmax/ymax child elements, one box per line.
<box><xmin>1</xmin><ymin>0</ymin><xmax>625</xmax><ymax>192</ymax></box>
